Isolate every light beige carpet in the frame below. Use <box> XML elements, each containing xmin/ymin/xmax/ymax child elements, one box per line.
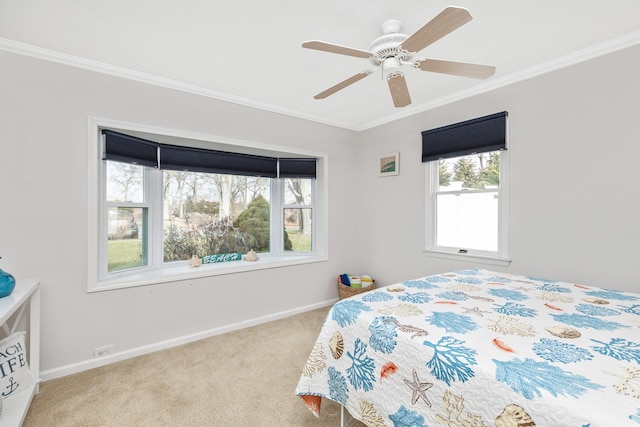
<box><xmin>23</xmin><ymin>307</ymin><xmax>366</xmax><ymax>427</ymax></box>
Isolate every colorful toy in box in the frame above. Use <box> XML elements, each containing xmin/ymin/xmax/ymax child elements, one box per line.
<box><xmin>361</xmin><ymin>275</ymin><xmax>374</xmax><ymax>287</ymax></box>
<box><xmin>350</xmin><ymin>276</ymin><xmax>362</xmax><ymax>288</ymax></box>
<box><xmin>340</xmin><ymin>274</ymin><xmax>373</xmax><ymax>289</ymax></box>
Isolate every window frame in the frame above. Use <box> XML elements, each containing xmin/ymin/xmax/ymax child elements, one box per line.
<box><xmin>424</xmin><ymin>150</ymin><xmax>510</xmax><ymax>266</ymax></box>
<box><xmin>88</xmin><ymin>117</ymin><xmax>328</xmax><ymax>292</ymax></box>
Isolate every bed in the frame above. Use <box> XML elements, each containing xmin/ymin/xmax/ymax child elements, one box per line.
<box><xmin>295</xmin><ymin>269</ymin><xmax>640</xmax><ymax>426</ymax></box>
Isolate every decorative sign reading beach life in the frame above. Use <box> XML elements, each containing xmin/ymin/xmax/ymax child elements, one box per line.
<box><xmin>0</xmin><ymin>332</ymin><xmax>35</xmax><ymax>398</ymax></box>
<box><xmin>202</xmin><ymin>252</ymin><xmax>242</xmax><ymax>264</ymax></box>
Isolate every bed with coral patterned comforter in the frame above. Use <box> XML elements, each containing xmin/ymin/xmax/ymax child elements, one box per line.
<box><xmin>295</xmin><ymin>269</ymin><xmax>640</xmax><ymax>426</ymax></box>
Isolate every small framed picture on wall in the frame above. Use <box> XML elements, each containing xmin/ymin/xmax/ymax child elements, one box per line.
<box><xmin>378</xmin><ymin>152</ymin><xmax>399</xmax><ymax>177</ymax></box>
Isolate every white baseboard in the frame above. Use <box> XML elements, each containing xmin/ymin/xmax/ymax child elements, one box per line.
<box><xmin>40</xmin><ymin>299</ymin><xmax>337</xmax><ymax>381</ymax></box>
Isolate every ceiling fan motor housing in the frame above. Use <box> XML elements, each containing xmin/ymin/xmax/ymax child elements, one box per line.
<box><xmin>369</xmin><ymin>20</ymin><xmax>414</xmax><ymax>70</ymax></box>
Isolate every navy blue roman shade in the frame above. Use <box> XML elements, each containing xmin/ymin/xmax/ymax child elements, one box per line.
<box><xmin>102</xmin><ymin>129</ymin><xmax>315</xmax><ymax>179</ymax></box>
<box><xmin>160</xmin><ymin>145</ymin><xmax>277</xmax><ymax>178</ymax></box>
<box><xmin>278</xmin><ymin>158</ymin><xmax>317</xmax><ymax>179</ymax></box>
<box><xmin>102</xmin><ymin>130</ymin><xmax>159</xmax><ymax>168</ymax></box>
<box><xmin>421</xmin><ymin>111</ymin><xmax>508</xmax><ymax>162</ymax></box>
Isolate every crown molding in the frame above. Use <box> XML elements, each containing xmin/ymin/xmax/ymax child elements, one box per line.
<box><xmin>0</xmin><ymin>38</ymin><xmax>360</xmax><ymax>131</ymax></box>
<box><xmin>2</xmin><ymin>30</ymin><xmax>639</xmax><ymax>132</ymax></box>
<box><xmin>357</xmin><ymin>30</ymin><xmax>640</xmax><ymax>131</ymax></box>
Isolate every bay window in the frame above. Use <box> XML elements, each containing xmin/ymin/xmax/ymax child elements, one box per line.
<box><xmin>88</xmin><ymin>120</ymin><xmax>326</xmax><ymax>291</ymax></box>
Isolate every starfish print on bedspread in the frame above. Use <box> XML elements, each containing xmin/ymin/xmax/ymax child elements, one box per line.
<box><xmin>403</xmin><ymin>369</ymin><xmax>433</xmax><ymax>407</ymax></box>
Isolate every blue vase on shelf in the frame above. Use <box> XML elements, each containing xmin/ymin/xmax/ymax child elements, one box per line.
<box><xmin>0</xmin><ymin>257</ymin><xmax>16</xmax><ymax>298</ymax></box>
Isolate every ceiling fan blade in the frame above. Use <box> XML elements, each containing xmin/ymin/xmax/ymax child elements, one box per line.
<box><xmin>302</xmin><ymin>40</ymin><xmax>372</xmax><ymax>59</ymax></box>
<box><xmin>414</xmin><ymin>58</ymin><xmax>496</xmax><ymax>79</ymax></box>
<box><xmin>401</xmin><ymin>6</ymin><xmax>472</xmax><ymax>53</ymax></box>
<box><xmin>387</xmin><ymin>72</ymin><xmax>411</xmax><ymax>108</ymax></box>
<box><xmin>314</xmin><ymin>71</ymin><xmax>373</xmax><ymax>99</ymax></box>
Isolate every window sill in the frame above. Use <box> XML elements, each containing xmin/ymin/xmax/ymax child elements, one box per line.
<box><xmin>422</xmin><ymin>249</ymin><xmax>511</xmax><ymax>267</ymax></box>
<box><xmin>89</xmin><ymin>254</ymin><xmax>327</xmax><ymax>293</ymax></box>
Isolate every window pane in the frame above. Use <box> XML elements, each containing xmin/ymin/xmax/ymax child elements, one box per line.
<box><xmin>438</xmin><ymin>151</ymin><xmax>500</xmax><ymax>191</ymax></box>
<box><xmin>284</xmin><ymin>178</ymin><xmax>311</xmax><ymax>205</ymax></box>
<box><xmin>106</xmin><ymin>162</ymin><xmax>144</xmax><ymax>203</ymax></box>
<box><xmin>436</xmin><ymin>192</ymin><xmax>498</xmax><ymax>251</ymax></box>
<box><xmin>162</xmin><ymin>171</ymin><xmax>271</xmax><ymax>261</ymax></box>
<box><xmin>284</xmin><ymin>208</ymin><xmax>312</xmax><ymax>252</ymax></box>
<box><xmin>107</xmin><ymin>207</ymin><xmax>147</xmax><ymax>272</ymax></box>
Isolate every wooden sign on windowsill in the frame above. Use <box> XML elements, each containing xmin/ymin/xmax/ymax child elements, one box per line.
<box><xmin>201</xmin><ymin>252</ymin><xmax>242</xmax><ymax>264</ymax></box>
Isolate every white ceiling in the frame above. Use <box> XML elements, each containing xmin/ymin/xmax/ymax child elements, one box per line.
<box><xmin>1</xmin><ymin>1</ymin><xmax>639</xmax><ymax>131</ymax></box>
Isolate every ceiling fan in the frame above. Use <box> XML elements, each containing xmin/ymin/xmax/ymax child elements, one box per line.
<box><xmin>302</xmin><ymin>6</ymin><xmax>496</xmax><ymax>108</ymax></box>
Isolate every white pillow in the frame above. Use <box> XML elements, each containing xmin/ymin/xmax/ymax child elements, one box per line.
<box><xmin>0</xmin><ymin>332</ymin><xmax>36</xmax><ymax>399</ymax></box>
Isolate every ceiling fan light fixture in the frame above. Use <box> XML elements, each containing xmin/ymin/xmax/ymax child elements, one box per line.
<box><xmin>382</xmin><ymin>57</ymin><xmax>401</xmax><ymax>76</ymax></box>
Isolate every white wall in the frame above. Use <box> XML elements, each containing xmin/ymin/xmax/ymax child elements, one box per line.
<box><xmin>355</xmin><ymin>44</ymin><xmax>640</xmax><ymax>293</ymax></box>
<box><xmin>1</xmin><ymin>43</ymin><xmax>639</xmax><ymax>380</ymax></box>
<box><xmin>0</xmin><ymin>51</ymin><xmax>360</xmax><ymax>377</ymax></box>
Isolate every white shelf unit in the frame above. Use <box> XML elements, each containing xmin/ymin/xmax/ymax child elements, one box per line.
<box><xmin>0</xmin><ymin>278</ymin><xmax>40</xmax><ymax>427</ymax></box>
